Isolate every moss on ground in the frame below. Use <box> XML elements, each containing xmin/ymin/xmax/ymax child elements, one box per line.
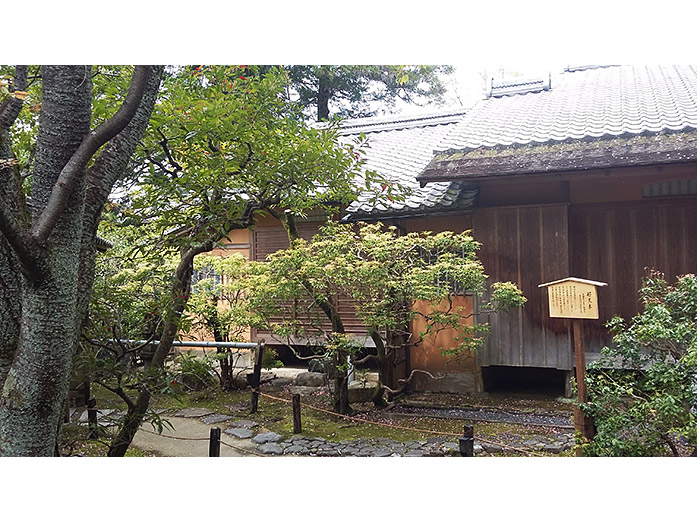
<box><xmin>73</xmin><ymin>381</ymin><xmax>576</xmax><ymax>457</ymax></box>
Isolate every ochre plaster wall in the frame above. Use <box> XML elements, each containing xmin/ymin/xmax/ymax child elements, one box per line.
<box><xmin>409</xmin><ymin>295</ymin><xmax>482</xmax><ymax>392</ymax></box>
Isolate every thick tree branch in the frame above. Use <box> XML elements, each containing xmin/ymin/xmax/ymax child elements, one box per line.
<box><xmin>0</xmin><ymin>66</ymin><xmax>28</xmax><ymax>130</ymax></box>
<box><xmin>31</xmin><ymin>66</ymin><xmax>153</xmax><ymax>244</ymax></box>
<box><xmin>0</xmin><ymin>205</ymin><xmax>45</xmax><ymax>280</ymax></box>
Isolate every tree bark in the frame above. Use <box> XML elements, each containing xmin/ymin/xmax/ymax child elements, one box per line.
<box><xmin>0</xmin><ymin>66</ymin><xmax>93</xmax><ymax>456</ymax></box>
<box><xmin>0</xmin><ymin>66</ymin><xmax>27</xmax><ymax>383</ymax></box>
<box><xmin>317</xmin><ymin>70</ymin><xmax>331</xmax><ymax>122</ymax></box>
<box><xmin>0</xmin><ymin>65</ymin><xmax>162</xmax><ymax>456</ymax></box>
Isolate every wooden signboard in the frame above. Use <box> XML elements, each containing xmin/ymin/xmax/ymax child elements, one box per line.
<box><xmin>539</xmin><ymin>277</ymin><xmax>607</xmax><ymax>452</ymax></box>
<box><xmin>538</xmin><ymin>277</ymin><xmax>607</xmax><ymax>319</ymax></box>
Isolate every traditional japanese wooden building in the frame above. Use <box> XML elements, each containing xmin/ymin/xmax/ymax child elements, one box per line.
<box><xmin>241</xmin><ymin>65</ymin><xmax>697</xmax><ymax>396</ymax></box>
<box><xmin>342</xmin><ymin>65</ymin><xmax>697</xmax><ymax>394</ymax></box>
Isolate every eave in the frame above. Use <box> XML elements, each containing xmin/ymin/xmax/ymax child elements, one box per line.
<box><xmin>417</xmin><ymin>129</ymin><xmax>697</xmax><ymax>185</ymax></box>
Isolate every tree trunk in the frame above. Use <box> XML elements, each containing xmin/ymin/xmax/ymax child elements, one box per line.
<box><xmin>0</xmin><ymin>66</ymin><xmax>29</xmax><ymax>386</ymax></box>
<box><xmin>0</xmin><ymin>66</ymin><xmax>92</xmax><ymax>456</ymax></box>
<box><xmin>369</xmin><ymin>331</ymin><xmax>389</xmax><ymax>407</ymax></box>
<box><xmin>106</xmin><ymin>242</ymin><xmax>213</xmax><ymax>456</ymax></box>
<box><xmin>317</xmin><ymin>71</ymin><xmax>331</xmax><ymax>122</ymax></box>
<box><xmin>332</xmin><ymin>349</ymin><xmax>352</xmax><ymax>415</ymax></box>
<box><xmin>0</xmin><ymin>65</ymin><xmax>162</xmax><ymax>456</ymax></box>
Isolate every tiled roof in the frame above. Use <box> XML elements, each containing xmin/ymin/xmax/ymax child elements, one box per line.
<box><xmin>419</xmin><ymin>65</ymin><xmax>697</xmax><ymax>181</ymax></box>
<box><xmin>338</xmin><ymin>108</ymin><xmax>475</xmax><ymax>220</ymax></box>
<box><xmin>439</xmin><ymin>65</ymin><xmax>697</xmax><ymax>150</ymax></box>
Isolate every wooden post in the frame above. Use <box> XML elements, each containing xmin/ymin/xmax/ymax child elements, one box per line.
<box><xmin>539</xmin><ymin>277</ymin><xmax>606</xmax><ymax>453</ymax></box>
<box><xmin>292</xmin><ymin>393</ymin><xmax>302</xmax><ymax>434</ymax></box>
<box><xmin>209</xmin><ymin>427</ymin><xmax>221</xmax><ymax>457</ymax></box>
<box><xmin>573</xmin><ymin>320</ymin><xmax>594</xmax><ymax>452</ymax></box>
<box><xmin>459</xmin><ymin>424</ymin><xmax>474</xmax><ymax>457</ymax></box>
<box><xmin>87</xmin><ymin>398</ymin><xmax>98</xmax><ymax>440</ymax></box>
<box><xmin>248</xmin><ymin>341</ymin><xmax>265</xmax><ymax>414</ymax></box>
<box><xmin>253</xmin><ymin>341</ymin><xmax>265</xmax><ymax>386</ymax></box>
<box><xmin>250</xmin><ymin>390</ymin><xmax>259</xmax><ymax>414</ymax></box>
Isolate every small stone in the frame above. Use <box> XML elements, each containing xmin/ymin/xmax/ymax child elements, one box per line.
<box><xmin>405</xmin><ymin>449</ymin><xmax>425</xmax><ymax>457</ymax></box>
<box><xmin>258</xmin><ymin>443</ymin><xmax>284</xmax><ymax>455</ymax></box>
<box><xmin>371</xmin><ymin>448</ymin><xmax>393</xmax><ymax>457</ymax></box>
<box><xmin>201</xmin><ymin>414</ymin><xmax>235</xmax><ymax>424</ymax></box>
<box><xmin>252</xmin><ymin>432</ymin><xmax>284</xmax><ymax>444</ymax></box>
<box><xmin>288</xmin><ymin>386</ymin><xmax>321</xmax><ymax>396</ymax></box>
<box><xmin>225</xmin><ymin>427</ymin><xmax>254</xmax><ymax>439</ymax></box>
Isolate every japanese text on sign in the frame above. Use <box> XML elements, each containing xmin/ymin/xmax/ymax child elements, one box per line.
<box><xmin>545</xmin><ymin>281</ymin><xmax>599</xmax><ymax>319</ymax></box>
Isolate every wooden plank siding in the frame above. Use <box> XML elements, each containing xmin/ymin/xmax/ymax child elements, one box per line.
<box><xmin>473</xmin><ymin>204</ymin><xmax>572</xmax><ymax>369</ymax></box>
<box><xmin>568</xmin><ymin>197</ymin><xmax>697</xmax><ymax>354</ymax></box>
<box><xmin>251</xmin><ymin>223</ymin><xmax>371</xmax><ymax>342</ymax></box>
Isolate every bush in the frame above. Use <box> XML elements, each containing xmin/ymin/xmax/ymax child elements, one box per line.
<box><xmin>582</xmin><ymin>270</ymin><xmax>697</xmax><ymax>456</ymax></box>
<box><xmin>262</xmin><ymin>347</ymin><xmax>283</xmax><ymax>369</ymax></box>
<box><xmin>174</xmin><ymin>352</ymin><xmax>218</xmax><ymax>391</ymax></box>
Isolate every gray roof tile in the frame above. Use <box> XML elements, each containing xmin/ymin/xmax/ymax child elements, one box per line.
<box><xmin>419</xmin><ymin>65</ymin><xmax>697</xmax><ymax>182</ymax></box>
<box><xmin>339</xmin><ymin>108</ymin><xmax>476</xmax><ymax>220</ymax></box>
<box><xmin>435</xmin><ymin>66</ymin><xmax>697</xmax><ymax>153</ymax></box>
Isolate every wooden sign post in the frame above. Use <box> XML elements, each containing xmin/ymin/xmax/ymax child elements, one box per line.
<box><xmin>538</xmin><ymin>277</ymin><xmax>607</xmax><ymax>447</ymax></box>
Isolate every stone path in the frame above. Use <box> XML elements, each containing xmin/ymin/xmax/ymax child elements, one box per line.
<box><xmin>77</xmin><ymin>404</ymin><xmax>575</xmax><ymax>457</ymax></box>
<box><xmin>135</xmin><ymin>408</ymin><xmax>575</xmax><ymax>457</ymax></box>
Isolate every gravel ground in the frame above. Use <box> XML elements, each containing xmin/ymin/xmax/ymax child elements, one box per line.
<box><xmin>390</xmin><ymin>404</ymin><xmax>573</xmax><ymax>427</ymax></box>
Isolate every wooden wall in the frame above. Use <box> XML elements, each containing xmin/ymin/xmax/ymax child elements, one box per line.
<box><xmin>473</xmin><ymin>204</ymin><xmax>573</xmax><ymax>370</ymax></box>
<box><xmin>569</xmin><ymin>197</ymin><xmax>697</xmax><ymax>353</ymax></box>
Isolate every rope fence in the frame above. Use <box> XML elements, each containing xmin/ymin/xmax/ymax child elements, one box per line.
<box><xmin>255</xmin><ymin>389</ymin><xmax>545</xmax><ymax>457</ymax></box>
<box><xmin>132</xmin><ymin>387</ymin><xmax>552</xmax><ymax>457</ymax></box>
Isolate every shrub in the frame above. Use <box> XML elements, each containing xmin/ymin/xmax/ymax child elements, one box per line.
<box><xmin>174</xmin><ymin>352</ymin><xmax>218</xmax><ymax>391</ymax></box>
<box><xmin>582</xmin><ymin>270</ymin><xmax>697</xmax><ymax>456</ymax></box>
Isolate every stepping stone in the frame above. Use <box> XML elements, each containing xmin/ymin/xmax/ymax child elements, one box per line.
<box><xmin>201</xmin><ymin>414</ymin><xmax>235</xmax><ymax>424</ymax></box>
<box><xmin>284</xmin><ymin>444</ymin><xmax>307</xmax><ymax>454</ymax></box>
<box><xmin>172</xmin><ymin>408</ymin><xmax>214</xmax><ymax>418</ymax></box>
<box><xmin>78</xmin><ymin>409</ymin><xmax>124</xmax><ymax>426</ymax></box>
<box><xmin>225</xmin><ymin>427</ymin><xmax>254</xmax><ymax>439</ymax></box>
<box><xmin>229</xmin><ymin>419</ymin><xmax>259</xmax><ymax>429</ymax></box>
<box><xmin>258</xmin><ymin>443</ymin><xmax>284</xmax><ymax>455</ymax></box>
<box><xmin>252</xmin><ymin>432</ymin><xmax>284</xmax><ymax>444</ymax></box>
